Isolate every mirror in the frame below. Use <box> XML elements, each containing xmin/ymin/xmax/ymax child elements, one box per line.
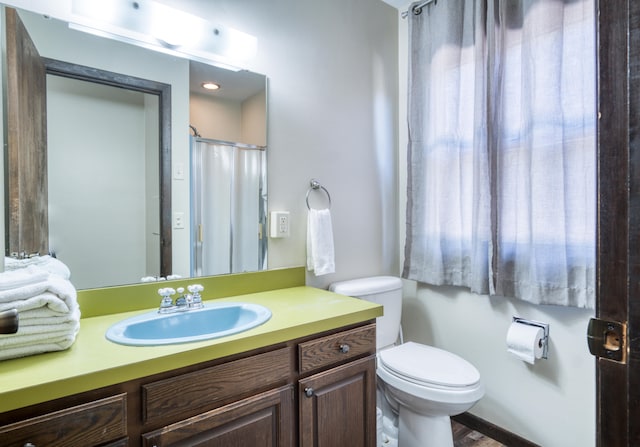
<box><xmin>2</xmin><ymin>5</ymin><xmax>268</xmax><ymax>289</ymax></box>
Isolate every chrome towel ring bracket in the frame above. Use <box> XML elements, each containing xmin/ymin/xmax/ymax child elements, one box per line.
<box><xmin>306</xmin><ymin>179</ymin><xmax>332</xmax><ymax>210</ymax></box>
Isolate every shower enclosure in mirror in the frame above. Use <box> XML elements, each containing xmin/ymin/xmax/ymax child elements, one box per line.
<box><xmin>188</xmin><ymin>63</ymin><xmax>268</xmax><ymax>276</ymax></box>
<box><xmin>190</xmin><ymin>138</ymin><xmax>267</xmax><ymax>276</ymax></box>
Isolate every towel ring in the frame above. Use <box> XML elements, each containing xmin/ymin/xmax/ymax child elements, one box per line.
<box><xmin>306</xmin><ymin>179</ymin><xmax>332</xmax><ymax>210</ymax></box>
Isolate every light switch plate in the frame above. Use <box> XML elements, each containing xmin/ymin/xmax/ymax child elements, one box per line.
<box><xmin>174</xmin><ymin>212</ymin><xmax>185</xmax><ymax>229</ymax></box>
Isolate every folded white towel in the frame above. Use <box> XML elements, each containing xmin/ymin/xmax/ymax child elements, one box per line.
<box><xmin>306</xmin><ymin>208</ymin><xmax>336</xmax><ymax>276</ymax></box>
<box><xmin>0</xmin><ymin>266</ymin><xmax>49</xmax><ymax>292</ymax></box>
<box><xmin>0</xmin><ymin>321</ymin><xmax>79</xmax><ymax>345</ymax></box>
<box><xmin>4</xmin><ymin>255</ymin><xmax>71</xmax><ymax>280</ymax></box>
<box><xmin>0</xmin><ymin>292</ymin><xmax>72</xmax><ymax>314</ymax></box>
<box><xmin>0</xmin><ymin>271</ymin><xmax>77</xmax><ymax>309</ymax></box>
<box><xmin>0</xmin><ymin>303</ymin><xmax>80</xmax><ymax>360</ymax></box>
<box><xmin>0</xmin><ymin>266</ymin><xmax>80</xmax><ymax>360</ymax></box>
<box><xmin>0</xmin><ymin>335</ymin><xmax>77</xmax><ymax>361</ymax></box>
<box><xmin>18</xmin><ymin>302</ymin><xmax>80</xmax><ymax>327</ymax></box>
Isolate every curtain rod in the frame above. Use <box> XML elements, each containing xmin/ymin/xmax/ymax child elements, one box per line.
<box><xmin>193</xmin><ymin>136</ymin><xmax>266</xmax><ymax>151</ymax></box>
<box><xmin>401</xmin><ymin>0</ymin><xmax>437</xmax><ymax>19</ymax></box>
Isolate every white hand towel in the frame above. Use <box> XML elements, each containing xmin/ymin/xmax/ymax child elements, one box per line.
<box><xmin>306</xmin><ymin>209</ymin><xmax>335</xmax><ymax>276</ymax></box>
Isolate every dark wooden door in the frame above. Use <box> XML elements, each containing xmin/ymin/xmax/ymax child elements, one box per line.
<box><xmin>298</xmin><ymin>356</ymin><xmax>377</xmax><ymax>447</ymax></box>
<box><xmin>596</xmin><ymin>1</ymin><xmax>640</xmax><ymax>445</ymax></box>
<box><xmin>5</xmin><ymin>7</ymin><xmax>48</xmax><ymax>257</ymax></box>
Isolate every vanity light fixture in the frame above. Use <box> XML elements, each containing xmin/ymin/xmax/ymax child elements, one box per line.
<box><xmin>201</xmin><ymin>82</ymin><xmax>220</xmax><ymax>91</ymax></box>
<box><xmin>67</xmin><ymin>0</ymin><xmax>257</xmax><ymax>71</ymax></box>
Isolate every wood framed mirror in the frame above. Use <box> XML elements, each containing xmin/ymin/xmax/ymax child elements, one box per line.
<box><xmin>5</xmin><ymin>7</ymin><xmax>172</xmax><ymax>285</ymax></box>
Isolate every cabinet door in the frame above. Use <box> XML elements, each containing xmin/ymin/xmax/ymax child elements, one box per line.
<box><xmin>141</xmin><ymin>386</ymin><xmax>294</xmax><ymax>447</ymax></box>
<box><xmin>299</xmin><ymin>356</ymin><xmax>376</xmax><ymax>447</ymax></box>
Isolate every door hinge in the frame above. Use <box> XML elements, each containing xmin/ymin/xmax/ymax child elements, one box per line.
<box><xmin>587</xmin><ymin>318</ymin><xmax>627</xmax><ymax>363</ymax></box>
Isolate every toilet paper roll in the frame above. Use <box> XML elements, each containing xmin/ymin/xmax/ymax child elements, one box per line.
<box><xmin>506</xmin><ymin>321</ymin><xmax>545</xmax><ymax>364</ymax></box>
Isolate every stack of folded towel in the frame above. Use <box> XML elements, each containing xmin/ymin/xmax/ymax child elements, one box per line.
<box><xmin>0</xmin><ymin>262</ymin><xmax>80</xmax><ymax>361</ymax></box>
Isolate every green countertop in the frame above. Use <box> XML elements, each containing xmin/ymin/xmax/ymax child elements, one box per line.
<box><xmin>0</xmin><ymin>285</ymin><xmax>382</xmax><ymax>413</ymax></box>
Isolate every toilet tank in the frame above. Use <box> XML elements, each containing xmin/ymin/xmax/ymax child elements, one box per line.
<box><xmin>329</xmin><ymin>276</ymin><xmax>403</xmax><ymax>350</ymax></box>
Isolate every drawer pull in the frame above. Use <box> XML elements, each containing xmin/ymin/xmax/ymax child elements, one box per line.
<box><xmin>24</xmin><ymin>443</ymin><xmax>35</xmax><ymax>447</ymax></box>
<box><xmin>339</xmin><ymin>344</ymin><xmax>350</xmax><ymax>353</ymax></box>
<box><xmin>305</xmin><ymin>387</ymin><xmax>315</xmax><ymax>397</ymax></box>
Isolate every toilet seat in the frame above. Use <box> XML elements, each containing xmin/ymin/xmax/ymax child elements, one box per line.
<box><xmin>379</xmin><ymin>342</ymin><xmax>480</xmax><ymax>390</ymax></box>
<box><xmin>377</xmin><ymin>342</ymin><xmax>485</xmax><ymax>408</ymax></box>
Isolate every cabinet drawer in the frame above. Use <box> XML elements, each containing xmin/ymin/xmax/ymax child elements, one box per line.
<box><xmin>141</xmin><ymin>386</ymin><xmax>294</xmax><ymax>447</ymax></box>
<box><xmin>299</xmin><ymin>324</ymin><xmax>376</xmax><ymax>374</ymax></box>
<box><xmin>0</xmin><ymin>393</ymin><xmax>127</xmax><ymax>447</ymax></box>
<box><xmin>143</xmin><ymin>346</ymin><xmax>293</xmax><ymax>424</ymax></box>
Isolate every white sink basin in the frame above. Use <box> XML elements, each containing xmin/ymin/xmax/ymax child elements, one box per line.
<box><xmin>105</xmin><ymin>302</ymin><xmax>272</xmax><ymax>346</ymax></box>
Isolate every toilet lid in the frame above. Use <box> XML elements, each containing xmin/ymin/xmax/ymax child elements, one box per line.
<box><xmin>379</xmin><ymin>342</ymin><xmax>480</xmax><ymax>388</ymax></box>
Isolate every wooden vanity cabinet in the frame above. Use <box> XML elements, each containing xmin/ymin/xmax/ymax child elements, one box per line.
<box><xmin>0</xmin><ymin>321</ymin><xmax>376</xmax><ymax>447</ymax></box>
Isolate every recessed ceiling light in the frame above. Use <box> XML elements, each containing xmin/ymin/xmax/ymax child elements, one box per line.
<box><xmin>202</xmin><ymin>82</ymin><xmax>220</xmax><ymax>90</ymax></box>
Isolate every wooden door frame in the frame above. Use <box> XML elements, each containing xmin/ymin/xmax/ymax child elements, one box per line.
<box><xmin>4</xmin><ymin>7</ymin><xmax>48</xmax><ymax>258</ymax></box>
<box><xmin>41</xmin><ymin>58</ymin><xmax>173</xmax><ymax>277</ymax></box>
<box><xmin>596</xmin><ymin>0</ymin><xmax>639</xmax><ymax>445</ymax></box>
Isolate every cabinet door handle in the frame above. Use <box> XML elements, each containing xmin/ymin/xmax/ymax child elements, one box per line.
<box><xmin>24</xmin><ymin>443</ymin><xmax>36</xmax><ymax>447</ymax></box>
<box><xmin>305</xmin><ymin>387</ymin><xmax>314</xmax><ymax>397</ymax></box>
<box><xmin>339</xmin><ymin>344</ymin><xmax>350</xmax><ymax>353</ymax></box>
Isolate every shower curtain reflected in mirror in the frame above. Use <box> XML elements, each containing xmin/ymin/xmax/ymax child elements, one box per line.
<box><xmin>190</xmin><ymin>137</ymin><xmax>267</xmax><ymax>276</ymax></box>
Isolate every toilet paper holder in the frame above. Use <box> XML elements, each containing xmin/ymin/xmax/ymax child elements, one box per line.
<box><xmin>512</xmin><ymin>317</ymin><xmax>549</xmax><ymax>359</ymax></box>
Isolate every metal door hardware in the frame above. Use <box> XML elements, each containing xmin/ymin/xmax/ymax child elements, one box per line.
<box><xmin>587</xmin><ymin>318</ymin><xmax>626</xmax><ymax>363</ymax></box>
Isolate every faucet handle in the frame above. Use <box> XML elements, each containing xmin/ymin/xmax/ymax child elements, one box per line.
<box><xmin>158</xmin><ymin>287</ymin><xmax>176</xmax><ymax>297</ymax></box>
<box><xmin>187</xmin><ymin>284</ymin><xmax>204</xmax><ymax>308</ymax></box>
<box><xmin>158</xmin><ymin>287</ymin><xmax>176</xmax><ymax>309</ymax></box>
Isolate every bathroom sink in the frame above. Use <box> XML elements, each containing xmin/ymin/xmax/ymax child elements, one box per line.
<box><xmin>105</xmin><ymin>302</ymin><xmax>272</xmax><ymax>346</ymax></box>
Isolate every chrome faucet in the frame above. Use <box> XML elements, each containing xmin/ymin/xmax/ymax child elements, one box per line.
<box><xmin>158</xmin><ymin>284</ymin><xmax>205</xmax><ymax>313</ymax></box>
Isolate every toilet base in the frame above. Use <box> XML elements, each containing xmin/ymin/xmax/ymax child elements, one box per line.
<box><xmin>398</xmin><ymin>406</ymin><xmax>453</xmax><ymax>447</ymax></box>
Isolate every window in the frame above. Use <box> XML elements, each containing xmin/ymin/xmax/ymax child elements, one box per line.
<box><xmin>403</xmin><ymin>0</ymin><xmax>595</xmax><ymax>308</ymax></box>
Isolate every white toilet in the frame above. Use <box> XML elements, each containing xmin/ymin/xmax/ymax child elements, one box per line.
<box><xmin>329</xmin><ymin>276</ymin><xmax>484</xmax><ymax>447</ymax></box>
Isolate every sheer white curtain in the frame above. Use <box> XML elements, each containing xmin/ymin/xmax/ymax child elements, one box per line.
<box><xmin>404</xmin><ymin>0</ymin><xmax>491</xmax><ymax>294</ymax></box>
<box><xmin>403</xmin><ymin>0</ymin><xmax>595</xmax><ymax>308</ymax></box>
